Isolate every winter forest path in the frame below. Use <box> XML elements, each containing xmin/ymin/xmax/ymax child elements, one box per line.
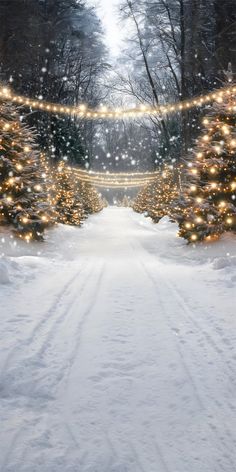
<box><xmin>0</xmin><ymin>207</ymin><xmax>236</xmax><ymax>472</ymax></box>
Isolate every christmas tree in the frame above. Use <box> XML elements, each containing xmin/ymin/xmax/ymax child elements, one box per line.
<box><xmin>53</xmin><ymin>162</ymin><xmax>85</xmax><ymax>226</ymax></box>
<box><xmin>39</xmin><ymin>152</ymin><xmax>58</xmax><ymax>225</ymax></box>
<box><xmin>117</xmin><ymin>195</ymin><xmax>132</xmax><ymax>207</ymax></box>
<box><xmin>0</xmin><ymin>102</ymin><xmax>53</xmax><ymax>241</ymax></box>
<box><xmin>133</xmin><ymin>165</ymin><xmax>178</xmax><ymax>222</ymax></box>
<box><xmin>177</xmin><ymin>89</ymin><xmax>236</xmax><ymax>242</ymax></box>
<box><xmin>77</xmin><ymin>181</ymin><xmax>104</xmax><ymax>215</ymax></box>
<box><xmin>133</xmin><ymin>179</ymin><xmax>158</xmax><ymax>217</ymax></box>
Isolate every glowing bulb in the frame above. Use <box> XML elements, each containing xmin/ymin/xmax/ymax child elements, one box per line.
<box><xmin>79</xmin><ymin>104</ymin><xmax>87</xmax><ymax>112</ymax></box>
<box><xmin>222</xmin><ymin>125</ymin><xmax>229</xmax><ymax>135</ymax></box>
<box><xmin>2</xmin><ymin>87</ymin><xmax>10</xmax><ymax>97</ymax></box>
<box><xmin>140</xmin><ymin>104</ymin><xmax>147</xmax><ymax>112</ymax></box>
<box><xmin>24</xmin><ymin>146</ymin><xmax>30</xmax><ymax>153</ymax></box>
<box><xmin>25</xmin><ymin>233</ymin><xmax>32</xmax><ymax>242</ymax></box>
<box><xmin>219</xmin><ymin>201</ymin><xmax>226</xmax><ymax>207</ymax></box>
<box><xmin>226</xmin><ymin>217</ymin><xmax>233</xmax><ymax>225</ymax></box>
<box><xmin>190</xmin><ymin>185</ymin><xmax>197</xmax><ymax>192</ymax></box>
<box><xmin>185</xmin><ymin>222</ymin><xmax>191</xmax><ymax>229</ymax></box>
<box><xmin>211</xmin><ymin>182</ymin><xmax>217</xmax><ymax>189</ymax></box>
<box><xmin>210</xmin><ymin>167</ymin><xmax>216</xmax><ymax>174</ymax></box>
<box><xmin>191</xmin><ymin>234</ymin><xmax>197</xmax><ymax>241</ymax></box>
<box><xmin>230</xmin><ymin>139</ymin><xmax>236</xmax><ymax>148</ymax></box>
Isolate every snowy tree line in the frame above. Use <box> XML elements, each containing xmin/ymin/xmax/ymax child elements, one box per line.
<box><xmin>0</xmin><ymin>0</ymin><xmax>109</xmax><ymax>166</ymax></box>
<box><xmin>0</xmin><ymin>0</ymin><xmax>235</xmax><ymax>172</ymax></box>
<box><xmin>108</xmin><ymin>0</ymin><xmax>236</xmax><ymax>166</ymax></box>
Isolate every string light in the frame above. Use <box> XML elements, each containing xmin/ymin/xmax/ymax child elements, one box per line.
<box><xmin>64</xmin><ymin>167</ymin><xmax>161</xmax><ymax>188</ymax></box>
<box><xmin>0</xmin><ymin>84</ymin><xmax>235</xmax><ymax>120</ymax></box>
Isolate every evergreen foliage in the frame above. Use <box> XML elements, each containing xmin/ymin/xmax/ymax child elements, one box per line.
<box><xmin>176</xmin><ymin>91</ymin><xmax>236</xmax><ymax>242</ymax></box>
<box><xmin>0</xmin><ymin>102</ymin><xmax>53</xmax><ymax>240</ymax></box>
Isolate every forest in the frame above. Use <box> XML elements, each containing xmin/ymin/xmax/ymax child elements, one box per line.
<box><xmin>0</xmin><ymin>0</ymin><xmax>235</xmax><ymax>170</ymax></box>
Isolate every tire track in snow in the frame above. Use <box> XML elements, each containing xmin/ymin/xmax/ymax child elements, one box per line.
<box><xmin>61</xmin><ymin>260</ymin><xmax>105</xmax><ymax>382</ymax></box>
<box><xmin>158</xmin><ymin>273</ymin><xmax>236</xmax><ymax>393</ymax></box>
<box><xmin>139</xmin><ymin>257</ymin><xmax>205</xmax><ymax>411</ymax></box>
<box><xmin>0</xmin><ymin>259</ymin><xmax>89</xmax><ymax>383</ymax></box>
<box><xmin>0</xmin><ymin>423</ymin><xmax>27</xmax><ymax>472</ymax></box>
<box><xmin>154</xmin><ymin>440</ymin><xmax>171</xmax><ymax>472</ymax></box>
<box><xmin>165</xmin><ymin>279</ymin><xmax>236</xmax><ymax>376</ymax></box>
<box><xmin>16</xmin><ymin>261</ymin><xmax>106</xmax><ymax>471</ymax></box>
<box><xmin>59</xmin><ymin>262</ymin><xmax>107</xmax><ymax>439</ymax></box>
<box><xmin>0</xmin><ymin>261</ymin><xmax>105</xmax><ymax>471</ymax></box>
<box><xmin>137</xmin><ymin>236</ymin><xmax>236</xmax><ymax>382</ymax></box>
<box><xmin>138</xmin><ymin>252</ymin><xmax>236</xmax><ymax>460</ymax></box>
<box><xmin>160</xmin><ymin>278</ymin><xmax>236</xmax><ymax>452</ymax></box>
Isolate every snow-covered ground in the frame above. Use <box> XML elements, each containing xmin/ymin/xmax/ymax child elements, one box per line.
<box><xmin>0</xmin><ymin>207</ymin><xmax>236</xmax><ymax>472</ymax></box>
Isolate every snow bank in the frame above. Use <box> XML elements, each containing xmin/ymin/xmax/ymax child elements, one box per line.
<box><xmin>212</xmin><ymin>255</ymin><xmax>236</xmax><ymax>270</ymax></box>
<box><xmin>0</xmin><ymin>259</ymin><xmax>10</xmax><ymax>284</ymax></box>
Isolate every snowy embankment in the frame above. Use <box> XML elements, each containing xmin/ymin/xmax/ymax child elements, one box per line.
<box><xmin>0</xmin><ymin>207</ymin><xmax>236</xmax><ymax>472</ymax></box>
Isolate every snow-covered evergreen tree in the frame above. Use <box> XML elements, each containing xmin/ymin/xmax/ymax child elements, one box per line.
<box><xmin>0</xmin><ymin>102</ymin><xmax>53</xmax><ymax>240</ymax></box>
<box><xmin>53</xmin><ymin>162</ymin><xmax>85</xmax><ymax>226</ymax></box>
<box><xmin>177</xmin><ymin>90</ymin><xmax>236</xmax><ymax>242</ymax></box>
<box><xmin>117</xmin><ymin>195</ymin><xmax>132</xmax><ymax>207</ymax></box>
<box><xmin>77</xmin><ymin>181</ymin><xmax>104</xmax><ymax>215</ymax></box>
<box><xmin>133</xmin><ymin>165</ymin><xmax>178</xmax><ymax>222</ymax></box>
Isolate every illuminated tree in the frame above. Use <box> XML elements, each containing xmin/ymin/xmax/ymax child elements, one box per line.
<box><xmin>133</xmin><ymin>180</ymin><xmax>158</xmax><ymax>216</ymax></box>
<box><xmin>53</xmin><ymin>162</ymin><xmax>85</xmax><ymax>226</ymax></box>
<box><xmin>0</xmin><ymin>102</ymin><xmax>53</xmax><ymax>241</ymax></box>
<box><xmin>177</xmin><ymin>90</ymin><xmax>236</xmax><ymax>242</ymax></box>
<box><xmin>77</xmin><ymin>181</ymin><xmax>104</xmax><ymax>215</ymax></box>
<box><xmin>133</xmin><ymin>165</ymin><xmax>178</xmax><ymax>222</ymax></box>
<box><xmin>117</xmin><ymin>195</ymin><xmax>132</xmax><ymax>207</ymax></box>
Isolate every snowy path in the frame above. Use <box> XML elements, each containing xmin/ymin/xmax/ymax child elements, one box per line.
<box><xmin>0</xmin><ymin>207</ymin><xmax>236</xmax><ymax>472</ymax></box>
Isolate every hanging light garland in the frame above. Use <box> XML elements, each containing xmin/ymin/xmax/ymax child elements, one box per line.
<box><xmin>0</xmin><ymin>84</ymin><xmax>235</xmax><ymax>120</ymax></box>
<box><xmin>65</xmin><ymin>167</ymin><xmax>159</xmax><ymax>188</ymax></box>
<box><xmin>71</xmin><ymin>170</ymin><xmax>158</xmax><ymax>184</ymax></box>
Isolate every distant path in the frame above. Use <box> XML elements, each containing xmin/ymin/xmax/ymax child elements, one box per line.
<box><xmin>0</xmin><ymin>207</ymin><xmax>235</xmax><ymax>472</ymax></box>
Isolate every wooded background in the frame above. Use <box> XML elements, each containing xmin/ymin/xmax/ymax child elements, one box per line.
<box><xmin>0</xmin><ymin>0</ymin><xmax>235</xmax><ymax>172</ymax></box>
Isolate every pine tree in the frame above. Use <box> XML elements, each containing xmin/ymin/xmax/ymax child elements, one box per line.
<box><xmin>177</xmin><ymin>90</ymin><xmax>236</xmax><ymax>242</ymax></box>
<box><xmin>133</xmin><ymin>180</ymin><xmax>158</xmax><ymax>216</ymax></box>
<box><xmin>116</xmin><ymin>195</ymin><xmax>132</xmax><ymax>207</ymax></box>
<box><xmin>0</xmin><ymin>102</ymin><xmax>53</xmax><ymax>241</ymax></box>
<box><xmin>53</xmin><ymin>162</ymin><xmax>85</xmax><ymax>226</ymax></box>
<box><xmin>77</xmin><ymin>181</ymin><xmax>104</xmax><ymax>215</ymax></box>
<box><xmin>133</xmin><ymin>165</ymin><xmax>179</xmax><ymax>222</ymax></box>
<box><xmin>39</xmin><ymin>152</ymin><xmax>58</xmax><ymax>225</ymax></box>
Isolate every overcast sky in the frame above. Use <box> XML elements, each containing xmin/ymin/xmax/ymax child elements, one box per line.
<box><xmin>90</xmin><ymin>0</ymin><xmax>123</xmax><ymax>56</ymax></box>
